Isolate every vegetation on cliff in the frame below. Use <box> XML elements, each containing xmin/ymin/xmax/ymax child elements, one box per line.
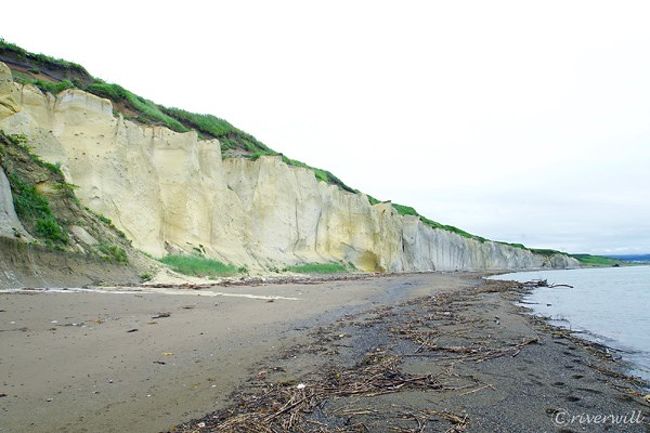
<box><xmin>160</xmin><ymin>254</ymin><xmax>242</xmax><ymax>277</ymax></box>
<box><xmin>0</xmin><ymin>38</ymin><xmax>356</xmax><ymax>193</ymax></box>
<box><xmin>0</xmin><ymin>131</ymin><xmax>132</xmax><ymax>263</ymax></box>
<box><xmin>391</xmin><ymin>203</ymin><xmax>488</xmax><ymax>242</ymax></box>
<box><xmin>570</xmin><ymin>254</ymin><xmax>624</xmax><ymax>267</ymax></box>
<box><xmin>6</xmin><ymin>171</ymin><xmax>68</xmax><ymax>247</ymax></box>
<box><xmin>285</xmin><ymin>262</ymin><xmax>351</xmax><ymax>274</ymax></box>
<box><xmin>0</xmin><ymin>38</ymin><xmax>581</xmax><ymax>262</ymax></box>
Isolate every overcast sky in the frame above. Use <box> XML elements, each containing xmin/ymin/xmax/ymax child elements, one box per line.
<box><xmin>3</xmin><ymin>1</ymin><xmax>649</xmax><ymax>254</ymax></box>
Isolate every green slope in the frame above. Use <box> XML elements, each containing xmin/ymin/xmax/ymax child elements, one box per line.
<box><xmin>570</xmin><ymin>254</ymin><xmax>624</xmax><ymax>267</ymax></box>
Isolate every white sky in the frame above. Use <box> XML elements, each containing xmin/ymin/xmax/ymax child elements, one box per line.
<box><xmin>3</xmin><ymin>0</ymin><xmax>649</xmax><ymax>254</ymax></box>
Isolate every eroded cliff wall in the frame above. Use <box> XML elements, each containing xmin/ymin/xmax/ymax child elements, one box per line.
<box><xmin>0</xmin><ymin>63</ymin><xmax>578</xmax><ymax>272</ymax></box>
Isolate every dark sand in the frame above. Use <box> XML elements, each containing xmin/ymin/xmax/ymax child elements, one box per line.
<box><xmin>1</xmin><ymin>274</ymin><xmax>648</xmax><ymax>433</ymax></box>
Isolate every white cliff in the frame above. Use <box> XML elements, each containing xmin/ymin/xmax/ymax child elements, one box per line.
<box><xmin>0</xmin><ymin>63</ymin><xmax>579</xmax><ymax>272</ymax></box>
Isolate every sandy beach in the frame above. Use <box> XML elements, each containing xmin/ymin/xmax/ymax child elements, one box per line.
<box><xmin>1</xmin><ymin>273</ymin><xmax>648</xmax><ymax>433</ymax></box>
<box><xmin>0</xmin><ymin>273</ymin><xmax>472</xmax><ymax>433</ymax></box>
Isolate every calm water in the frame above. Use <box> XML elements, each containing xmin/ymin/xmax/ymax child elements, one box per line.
<box><xmin>491</xmin><ymin>265</ymin><xmax>650</xmax><ymax>383</ymax></box>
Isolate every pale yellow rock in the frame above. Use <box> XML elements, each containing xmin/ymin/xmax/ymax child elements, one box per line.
<box><xmin>222</xmin><ymin>156</ymin><xmax>578</xmax><ymax>272</ymax></box>
<box><xmin>0</xmin><ymin>63</ymin><xmax>20</xmax><ymax>120</ymax></box>
<box><xmin>0</xmin><ymin>61</ymin><xmax>579</xmax><ymax>272</ymax></box>
<box><xmin>70</xmin><ymin>225</ymin><xmax>98</xmax><ymax>246</ymax></box>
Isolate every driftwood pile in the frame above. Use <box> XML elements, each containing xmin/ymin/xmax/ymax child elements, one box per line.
<box><xmin>520</xmin><ymin>279</ymin><xmax>573</xmax><ymax>289</ymax></box>
<box><xmin>172</xmin><ymin>280</ymin><xmax>572</xmax><ymax>433</ymax></box>
<box><xmin>173</xmin><ymin>350</ymin><xmax>465</xmax><ymax>433</ymax></box>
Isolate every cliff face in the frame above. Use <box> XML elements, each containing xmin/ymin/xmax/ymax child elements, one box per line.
<box><xmin>0</xmin><ymin>63</ymin><xmax>579</xmax><ymax>272</ymax></box>
<box><xmin>221</xmin><ymin>157</ymin><xmax>577</xmax><ymax>271</ymax></box>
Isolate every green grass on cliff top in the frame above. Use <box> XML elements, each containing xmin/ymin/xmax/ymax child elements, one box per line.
<box><xmin>570</xmin><ymin>254</ymin><xmax>623</xmax><ymax>267</ymax></box>
<box><xmin>0</xmin><ymin>38</ymin><xmax>354</xmax><ymax>192</ymax></box>
<box><xmin>391</xmin><ymin>203</ymin><xmax>488</xmax><ymax>242</ymax></box>
<box><xmin>1</xmin><ymin>38</ymin><xmax>572</xmax><ymax>257</ymax></box>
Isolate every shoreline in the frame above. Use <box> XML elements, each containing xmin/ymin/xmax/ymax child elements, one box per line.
<box><xmin>492</xmin><ymin>266</ymin><xmax>650</xmax><ymax>386</ymax></box>
<box><xmin>169</xmin><ymin>276</ymin><xmax>649</xmax><ymax>433</ymax></box>
<box><xmin>514</xmin><ymin>284</ymin><xmax>649</xmax><ymax>392</ymax></box>
<box><xmin>1</xmin><ymin>273</ymin><xmax>648</xmax><ymax>432</ymax></box>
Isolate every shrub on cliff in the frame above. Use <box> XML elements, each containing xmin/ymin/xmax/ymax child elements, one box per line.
<box><xmin>6</xmin><ymin>171</ymin><xmax>68</xmax><ymax>247</ymax></box>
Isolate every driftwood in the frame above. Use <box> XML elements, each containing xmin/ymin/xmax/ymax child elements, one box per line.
<box><xmin>172</xmin><ymin>350</ymin><xmax>456</xmax><ymax>433</ymax></box>
<box><xmin>521</xmin><ymin>279</ymin><xmax>573</xmax><ymax>289</ymax></box>
<box><xmin>171</xmin><ymin>283</ymin><xmax>555</xmax><ymax>433</ymax></box>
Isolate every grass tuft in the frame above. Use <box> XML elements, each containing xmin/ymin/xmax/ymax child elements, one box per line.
<box><xmin>366</xmin><ymin>195</ymin><xmax>381</xmax><ymax>205</ymax></box>
<box><xmin>159</xmin><ymin>108</ymin><xmax>274</xmax><ymax>154</ymax></box>
<box><xmin>15</xmin><ymin>78</ymin><xmax>75</xmax><ymax>95</ymax></box>
<box><xmin>86</xmin><ymin>81</ymin><xmax>188</xmax><ymax>132</ymax></box>
<box><xmin>0</xmin><ymin>38</ymin><xmax>88</xmax><ymax>75</ymax></box>
<box><xmin>35</xmin><ymin>216</ymin><xmax>68</xmax><ymax>245</ymax></box>
<box><xmin>98</xmin><ymin>242</ymin><xmax>128</xmax><ymax>264</ymax></box>
<box><xmin>160</xmin><ymin>254</ymin><xmax>240</xmax><ymax>277</ymax></box>
<box><xmin>280</xmin><ymin>156</ymin><xmax>356</xmax><ymax>192</ymax></box>
<box><xmin>392</xmin><ymin>203</ymin><xmax>488</xmax><ymax>243</ymax></box>
<box><xmin>285</xmin><ymin>262</ymin><xmax>350</xmax><ymax>274</ymax></box>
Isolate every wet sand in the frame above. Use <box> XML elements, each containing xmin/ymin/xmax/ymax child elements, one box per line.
<box><xmin>1</xmin><ymin>273</ymin><xmax>648</xmax><ymax>433</ymax></box>
<box><xmin>0</xmin><ymin>273</ymin><xmax>474</xmax><ymax>433</ymax></box>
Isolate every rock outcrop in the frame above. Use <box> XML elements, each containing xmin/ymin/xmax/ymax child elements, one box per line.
<box><xmin>0</xmin><ymin>166</ymin><xmax>32</xmax><ymax>240</ymax></box>
<box><xmin>0</xmin><ymin>63</ymin><xmax>579</xmax><ymax>272</ymax></box>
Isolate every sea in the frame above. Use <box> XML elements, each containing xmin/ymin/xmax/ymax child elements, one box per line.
<box><xmin>491</xmin><ymin>265</ymin><xmax>650</xmax><ymax>384</ymax></box>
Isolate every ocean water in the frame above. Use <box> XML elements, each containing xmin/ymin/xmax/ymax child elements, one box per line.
<box><xmin>491</xmin><ymin>265</ymin><xmax>650</xmax><ymax>383</ymax></box>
